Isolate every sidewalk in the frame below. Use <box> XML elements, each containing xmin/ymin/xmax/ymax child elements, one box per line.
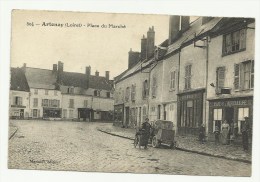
<box><xmin>97</xmin><ymin>124</ymin><xmax>252</xmax><ymax>163</ymax></box>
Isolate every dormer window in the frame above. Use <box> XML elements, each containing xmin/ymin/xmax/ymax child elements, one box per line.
<box><xmin>67</xmin><ymin>87</ymin><xmax>74</xmax><ymax>94</ymax></box>
<box><xmin>94</xmin><ymin>90</ymin><xmax>100</xmax><ymax>97</ymax></box>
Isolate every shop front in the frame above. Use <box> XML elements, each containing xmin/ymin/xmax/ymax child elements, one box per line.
<box><xmin>10</xmin><ymin>106</ymin><xmax>25</xmax><ymax>119</ymax></box>
<box><xmin>177</xmin><ymin>89</ymin><xmax>204</xmax><ymax>136</ymax></box>
<box><xmin>78</xmin><ymin>108</ymin><xmax>93</xmax><ymax>121</ymax></box>
<box><xmin>208</xmin><ymin>96</ymin><xmax>253</xmax><ymax>143</ymax></box>
<box><xmin>43</xmin><ymin>107</ymin><xmax>62</xmax><ymax>119</ymax></box>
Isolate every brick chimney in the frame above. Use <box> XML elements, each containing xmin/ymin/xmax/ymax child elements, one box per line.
<box><xmin>128</xmin><ymin>48</ymin><xmax>140</xmax><ymax>69</ymax></box>
<box><xmin>105</xmin><ymin>71</ymin><xmax>110</xmax><ymax>80</ymax></box>
<box><xmin>146</xmin><ymin>26</ymin><xmax>155</xmax><ymax>59</ymax></box>
<box><xmin>85</xmin><ymin>66</ymin><xmax>91</xmax><ymax>76</ymax></box>
<box><xmin>168</xmin><ymin>15</ymin><xmax>180</xmax><ymax>45</ymax></box>
<box><xmin>58</xmin><ymin>61</ymin><xmax>64</xmax><ymax>72</ymax></box>
<box><xmin>95</xmin><ymin>70</ymin><xmax>99</xmax><ymax>77</ymax></box>
<box><xmin>181</xmin><ymin>16</ymin><xmax>190</xmax><ymax>32</ymax></box>
<box><xmin>53</xmin><ymin>64</ymin><xmax>57</xmax><ymax>72</ymax></box>
<box><xmin>141</xmin><ymin>35</ymin><xmax>147</xmax><ymax>60</ymax></box>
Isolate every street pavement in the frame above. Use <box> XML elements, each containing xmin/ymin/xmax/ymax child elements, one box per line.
<box><xmin>8</xmin><ymin>120</ymin><xmax>251</xmax><ymax>176</ymax></box>
<box><xmin>97</xmin><ymin>124</ymin><xmax>252</xmax><ymax>163</ymax></box>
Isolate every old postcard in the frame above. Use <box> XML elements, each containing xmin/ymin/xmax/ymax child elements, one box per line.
<box><xmin>8</xmin><ymin>9</ymin><xmax>255</xmax><ymax>176</ymax></box>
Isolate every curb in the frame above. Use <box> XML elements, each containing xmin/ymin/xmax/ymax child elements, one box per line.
<box><xmin>97</xmin><ymin>128</ymin><xmax>251</xmax><ymax>164</ymax></box>
<box><xmin>9</xmin><ymin>127</ymin><xmax>18</xmax><ymax>140</ymax></box>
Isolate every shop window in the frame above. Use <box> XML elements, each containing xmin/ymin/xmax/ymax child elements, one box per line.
<box><xmin>33</xmin><ymin>98</ymin><xmax>38</xmax><ymax>107</ymax></box>
<box><xmin>238</xmin><ymin>107</ymin><xmax>249</xmax><ymax>134</ymax></box>
<box><xmin>170</xmin><ymin>71</ymin><xmax>176</xmax><ymax>90</ymax></box>
<box><xmin>222</xmin><ymin>29</ymin><xmax>246</xmax><ymax>56</ymax></box>
<box><xmin>234</xmin><ymin>60</ymin><xmax>254</xmax><ymax>90</ymax></box>
<box><xmin>184</xmin><ymin>65</ymin><xmax>192</xmax><ymax>90</ymax></box>
<box><xmin>213</xmin><ymin>109</ymin><xmax>222</xmax><ymax>132</ymax></box>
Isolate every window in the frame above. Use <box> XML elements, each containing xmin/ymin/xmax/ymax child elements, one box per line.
<box><xmin>238</xmin><ymin>107</ymin><xmax>249</xmax><ymax>133</ymax></box>
<box><xmin>143</xmin><ymin>80</ymin><xmax>149</xmax><ymax>98</ymax></box>
<box><xmin>84</xmin><ymin>100</ymin><xmax>88</xmax><ymax>107</ymax></box>
<box><xmin>14</xmin><ymin>96</ymin><xmax>22</xmax><ymax>106</ymax></box>
<box><xmin>69</xmin><ymin>99</ymin><xmax>74</xmax><ymax>108</ymax></box>
<box><xmin>234</xmin><ymin>60</ymin><xmax>254</xmax><ymax>90</ymax></box>
<box><xmin>170</xmin><ymin>71</ymin><xmax>176</xmax><ymax>90</ymax></box>
<box><xmin>184</xmin><ymin>65</ymin><xmax>192</xmax><ymax>90</ymax></box>
<box><xmin>143</xmin><ymin>106</ymin><xmax>147</xmax><ymax>122</ymax></box>
<box><xmin>52</xmin><ymin>100</ymin><xmax>60</xmax><ymax>107</ymax></box>
<box><xmin>223</xmin><ymin>29</ymin><xmax>246</xmax><ymax>55</ymax></box>
<box><xmin>54</xmin><ymin>90</ymin><xmax>58</xmax><ymax>96</ymax></box>
<box><xmin>69</xmin><ymin>110</ymin><xmax>73</xmax><ymax>118</ymax></box>
<box><xmin>33</xmin><ymin>98</ymin><xmax>38</xmax><ymax>107</ymax></box>
<box><xmin>45</xmin><ymin>90</ymin><xmax>49</xmax><ymax>95</ymax></box>
<box><xmin>94</xmin><ymin>90</ymin><xmax>100</xmax><ymax>97</ymax></box>
<box><xmin>42</xmin><ymin>99</ymin><xmax>48</xmax><ymax>107</ymax></box>
<box><xmin>125</xmin><ymin>87</ymin><xmax>130</xmax><ymax>102</ymax></box>
<box><xmin>106</xmin><ymin>92</ymin><xmax>110</xmax><ymax>98</ymax></box>
<box><xmin>213</xmin><ymin>109</ymin><xmax>222</xmax><ymax>132</ymax></box>
<box><xmin>34</xmin><ymin>89</ymin><xmax>38</xmax><ymax>95</ymax></box>
<box><xmin>152</xmin><ymin>76</ymin><xmax>157</xmax><ymax>98</ymax></box>
<box><xmin>63</xmin><ymin>109</ymin><xmax>67</xmax><ymax>118</ymax></box>
<box><xmin>216</xmin><ymin>67</ymin><xmax>225</xmax><ymax>92</ymax></box>
<box><xmin>131</xmin><ymin>84</ymin><xmax>136</xmax><ymax>101</ymax></box>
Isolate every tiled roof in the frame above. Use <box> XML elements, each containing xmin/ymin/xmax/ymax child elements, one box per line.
<box><xmin>10</xmin><ymin>68</ymin><xmax>30</xmax><ymax>92</ymax></box>
<box><xmin>89</xmin><ymin>75</ymin><xmax>113</xmax><ymax>91</ymax></box>
<box><xmin>60</xmin><ymin>72</ymin><xmax>113</xmax><ymax>91</ymax></box>
<box><xmin>59</xmin><ymin>72</ymin><xmax>88</xmax><ymax>89</ymax></box>
<box><xmin>115</xmin><ymin>17</ymin><xmax>223</xmax><ymax>83</ymax></box>
<box><xmin>25</xmin><ymin>67</ymin><xmax>58</xmax><ymax>90</ymax></box>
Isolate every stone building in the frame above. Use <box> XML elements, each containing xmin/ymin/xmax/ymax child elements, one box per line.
<box><xmin>10</xmin><ymin>62</ymin><xmax>114</xmax><ymax>121</ymax></box>
<box><xmin>9</xmin><ymin>67</ymin><xmax>30</xmax><ymax>119</ymax></box>
<box><xmin>206</xmin><ymin>18</ymin><xmax>255</xmax><ymax>142</ymax></box>
<box><xmin>114</xmin><ymin>16</ymin><xmax>255</xmax><ymax>141</ymax></box>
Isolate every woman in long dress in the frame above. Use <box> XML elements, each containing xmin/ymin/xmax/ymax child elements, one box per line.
<box><xmin>221</xmin><ymin>120</ymin><xmax>230</xmax><ymax>145</ymax></box>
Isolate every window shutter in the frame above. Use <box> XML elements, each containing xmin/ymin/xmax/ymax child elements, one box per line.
<box><xmin>218</xmin><ymin>67</ymin><xmax>225</xmax><ymax>88</ymax></box>
<box><xmin>234</xmin><ymin>64</ymin><xmax>240</xmax><ymax>90</ymax></box>
<box><xmin>251</xmin><ymin>60</ymin><xmax>254</xmax><ymax>88</ymax></box>
<box><xmin>240</xmin><ymin>29</ymin><xmax>246</xmax><ymax>49</ymax></box>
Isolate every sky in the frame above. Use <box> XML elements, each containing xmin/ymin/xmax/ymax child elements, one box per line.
<box><xmin>11</xmin><ymin>10</ymin><xmax>198</xmax><ymax>79</ymax></box>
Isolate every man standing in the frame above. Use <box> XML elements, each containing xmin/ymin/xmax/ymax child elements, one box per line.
<box><xmin>142</xmin><ymin>118</ymin><xmax>151</xmax><ymax>149</ymax></box>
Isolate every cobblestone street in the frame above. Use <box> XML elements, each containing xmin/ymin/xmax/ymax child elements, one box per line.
<box><xmin>8</xmin><ymin>120</ymin><xmax>251</xmax><ymax>176</ymax></box>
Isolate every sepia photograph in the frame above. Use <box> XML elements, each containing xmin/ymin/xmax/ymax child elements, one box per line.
<box><xmin>7</xmin><ymin>8</ymin><xmax>255</xmax><ymax>177</ymax></box>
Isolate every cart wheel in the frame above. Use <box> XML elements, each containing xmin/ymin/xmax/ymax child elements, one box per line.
<box><xmin>152</xmin><ymin>136</ymin><xmax>160</xmax><ymax>148</ymax></box>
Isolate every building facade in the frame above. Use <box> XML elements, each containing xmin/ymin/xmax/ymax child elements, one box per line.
<box><xmin>114</xmin><ymin>16</ymin><xmax>255</xmax><ymax>141</ymax></box>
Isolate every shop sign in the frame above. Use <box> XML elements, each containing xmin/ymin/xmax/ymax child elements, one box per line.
<box><xmin>179</xmin><ymin>92</ymin><xmax>202</xmax><ymax>101</ymax></box>
<box><xmin>209</xmin><ymin>99</ymin><xmax>253</xmax><ymax>107</ymax></box>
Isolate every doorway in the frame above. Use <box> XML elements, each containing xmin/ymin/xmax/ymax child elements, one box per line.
<box><xmin>125</xmin><ymin>107</ymin><xmax>130</xmax><ymax>126</ymax></box>
<box><xmin>224</xmin><ymin>107</ymin><xmax>234</xmax><ymax>124</ymax></box>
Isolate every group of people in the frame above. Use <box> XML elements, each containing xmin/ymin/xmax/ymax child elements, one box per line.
<box><xmin>199</xmin><ymin>117</ymin><xmax>251</xmax><ymax>151</ymax></box>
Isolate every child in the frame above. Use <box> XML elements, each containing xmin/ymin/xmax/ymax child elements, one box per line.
<box><xmin>214</xmin><ymin>125</ymin><xmax>220</xmax><ymax>144</ymax></box>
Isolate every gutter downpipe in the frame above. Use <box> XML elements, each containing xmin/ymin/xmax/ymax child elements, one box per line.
<box><xmin>205</xmin><ymin>36</ymin><xmax>209</xmax><ymax>135</ymax></box>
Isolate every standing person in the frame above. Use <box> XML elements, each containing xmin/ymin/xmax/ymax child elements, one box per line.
<box><xmin>242</xmin><ymin>117</ymin><xmax>250</xmax><ymax>151</ymax></box>
<box><xmin>142</xmin><ymin>118</ymin><xmax>151</xmax><ymax>149</ymax></box>
<box><xmin>234</xmin><ymin>122</ymin><xmax>239</xmax><ymax>139</ymax></box>
<box><xmin>199</xmin><ymin>124</ymin><xmax>206</xmax><ymax>144</ymax></box>
<box><xmin>214</xmin><ymin>125</ymin><xmax>220</xmax><ymax>144</ymax></box>
<box><xmin>221</xmin><ymin>120</ymin><xmax>230</xmax><ymax>145</ymax></box>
